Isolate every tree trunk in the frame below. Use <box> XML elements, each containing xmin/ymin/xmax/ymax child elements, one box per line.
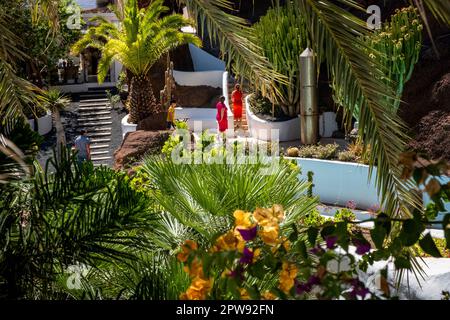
<box><xmin>53</xmin><ymin>108</ymin><xmax>66</xmax><ymax>158</ymax></box>
<box><xmin>127</xmin><ymin>74</ymin><xmax>161</xmax><ymax>124</ymax></box>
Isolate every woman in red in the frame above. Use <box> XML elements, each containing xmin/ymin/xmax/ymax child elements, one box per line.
<box><xmin>231</xmin><ymin>84</ymin><xmax>243</xmax><ymax>128</ymax></box>
<box><xmin>216</xmin><ymin>96</ymin><xmax>228</xmax><ymax>136</ymax></box>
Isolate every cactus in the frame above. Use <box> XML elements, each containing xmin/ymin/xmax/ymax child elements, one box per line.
<box><xmin>160</xmin><ymin>55</ymin><xmax>175</xmax><ymax>111</ymax></box>
<box><xmin>253</xmin><ymin>1</ymin><xmax>308</xmax><ymax>117</ymax></box>
<box><xmin>352</xmin><ymin>6</ymin><xmax>422</xmax><ymax>117</ymax></box>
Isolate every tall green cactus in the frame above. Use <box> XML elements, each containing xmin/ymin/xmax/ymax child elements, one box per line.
<box><xmin>350</xmin><ymin>6</ymin><xmax>423</xmax><ymax>117</ymax></box>
<box><xmin>253</xmin><ymin>1</ymin><xmax>308</xmax><ymax>117</ymax></box>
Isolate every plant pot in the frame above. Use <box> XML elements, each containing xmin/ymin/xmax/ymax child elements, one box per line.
<box><xmin>28</xmin><ymin>110</ymin><xmax>52</xmax><ymax>135</ymax></box>
<box><xmin>121</xmin><ymin>114</ymin><xmax>137</xmax><ymax>139</ymax></box>
<box><xmin>245</xmin><ymin>94</ymin><xmax>300</xmax><ymax>142</ymax></box>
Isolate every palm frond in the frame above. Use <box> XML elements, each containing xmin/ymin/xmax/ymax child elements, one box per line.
<box><xmin>141</xmin><ymin>156</ymin><xmax>317</xmax><ymax>243</ymax></box>
<box><xmin>296</xmin><ymin>0</ymin><xmax>422</xmax><ymax>218</ymax></box>
<box><xmin>180</xmin><ymin>0</ymin><xmax>287</xmax><ymax>97</ymax></box>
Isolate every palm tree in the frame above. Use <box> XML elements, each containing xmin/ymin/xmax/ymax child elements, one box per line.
<box><xmin>0</xmin><ymin>148</ymin><xmax>157</xmax><ymax>299</ymax></box>
<box><xmin>72</xmin><ymin>0</ymin><xmax>201</xmax><ymax>124</ymax></box>
<box><xmin>39</xmin><ymin>89</ymin><xmax>70</xmax><ymax>158</ymax></box>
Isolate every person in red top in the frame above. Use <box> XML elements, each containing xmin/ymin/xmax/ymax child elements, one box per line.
<box><xmin>216</xmin><ymin>96</ymin><xmax>228</xmax><ymax>136</ymax></box>
<box><xmin>231</xmin><ymin>84</ymin><xmax>243</xmax><ymax>129</ymax></box>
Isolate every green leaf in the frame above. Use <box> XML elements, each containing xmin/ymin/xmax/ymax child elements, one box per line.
<box><xmin>296</xmin><ymin>240</ymin><xmax>308</xmax><ymax>259</ymax></box>
<box><xmin>399</xmin><ymin>219</ymin><xmax>424</xmax><ymax>246</ymax></box>
<box><xmin>443</xmin><ymin>214</ymin><xmax>450</xmax><ymax>250</ymax></box>
<box><xmin>307</xmin><ymin>227</ymin><xmax>319</xmax><ymax>246</ymax></box>
<box><xmin>370</xmin><ymin>226</ymin><xmax>387</xmax><ymax>249</ymax></box>
<box><xmin>320</xmin><ymin>225</ymin><xmax>336</xmax><ymax>239</ymax></box>
<box><xmin>419</xmin><ymin>233</ymin><xmax>442</xmax><ymax>258</ymax></box>
<box><xmin>394</xmin><ymin>256</ymin><xmax>412</xmax><ymax>269</ymax></box>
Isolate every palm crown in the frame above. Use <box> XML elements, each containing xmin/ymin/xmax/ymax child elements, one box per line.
<box><xmin>72</xmin><ymin>0</ymin><xmax>201</xmax><ymax>123</ymax></box>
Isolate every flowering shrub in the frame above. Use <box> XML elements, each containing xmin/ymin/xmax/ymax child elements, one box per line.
<box><xmin>177</xmin><ymin>205</ymin><xmax>384</xmax><ymax>300</ymax></box>
<box><xmin>176</xmin><ymin>154</ymin><xmax>449</xmax><ymax>300</ymax></box>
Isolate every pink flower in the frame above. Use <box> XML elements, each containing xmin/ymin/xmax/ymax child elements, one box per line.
<box><xmin>346</xmin><ymin>200</ymin><xmax>357</xmax><ymax>210</ymax></box>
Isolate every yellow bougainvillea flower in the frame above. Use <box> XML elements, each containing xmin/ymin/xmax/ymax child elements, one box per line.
<box><xmin>261</xmin><ymin>291</ymin><xmax>277</xmax><ymax>300</ymax></box>
<box><xmin>253</xmin><ymin>205</ymin><xmax>285</xmax><ymax>228</ymax></box>
<box><xmin>279</xmin><ymin>262</ymin><xmax>298</xmax><ymax>294</ymax></box>
<box><xmin>282</xmin><ymin>237</ymin><xmax>291</xmax><ymax>251</ymax></box>
<box><xmin>253</xmin><ymin>207</ymin><xmax>278</xmax><ymax>226</ymax></box>
<box><xmin>181</xmin><ymin>277</ymin><xmax>212</xmax><ymax>300</ymax></box>
<box><xmin>183</xmin><ymin>257</ymin><xmax>204</xmax><ymax>278</ymax></box>
<box><xmin>240</xmin><ymin>288</ymin><xmax>250</xmax><ymax>300</ymax></box>
<box><xmin>177</xmin><ymin>240</ymin><xmax>198</xmax><ymax>263</ymax></box>
<box><xmin>233</xmin><ymin>210</ymin><xmax>253</xmax><ymax>228</ymax></box>
<box><xmin>272</xmin><ymin>204</ymin><xmax>284</xmax><ymax>221</ymax></box>
<box><xmin>259</xmin><ymin>224</ymin><xmax>279</xmax><ymax>246</ymax></box>
<box><xmin>213</xmin><ymin>230</ymin><xmax>245</xmax><ymax>252</ymax></box>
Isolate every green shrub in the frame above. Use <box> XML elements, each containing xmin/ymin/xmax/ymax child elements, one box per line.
<box><xmin>300</xmin><ymin>209</ymin><xmax>330</xmax><ymax>227</ymax></box>
<box><xmin>338</xmin><ymin>150</ymin><xmax>357</xmax><ymax>162</ymax></box>
<box><xmin>297</xmin><ymin>143</ymin><xmax>339</xmax><ymax>160</ymax></box>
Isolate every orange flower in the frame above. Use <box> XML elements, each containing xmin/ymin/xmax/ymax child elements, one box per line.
<box><xmin>279</xmin><ymin>262</ymin><xmax>298</xmax><ymax>294</ymax></box>
<box><xmin>233</xmin><ymin>210</ymin><xmax>253</xmax><ymax>228</ymax></box>
<box><xmin>177</xmin><ymin>240</ymin><xmax>198</xmax><ymax>263</ymax></box>
<box><xmin>181</xmin><ymin>277</ymin><xmax>212</xmax><ymax>300</ymax></box>
<box><xmin>261</xmin><ymin>291</ymin><xmax>277</xmax><ymax>300</ymax></box>
<box><xmin>253</xmin><ymin>208</ymin><xmax>278</xmax><ymax>227</ymax></box>
<box><xmin>183</xmin><ymin>257</ymin><xmax>204</xmax><ymax>278</ymax></box>
<box><xmin>240</xmin><ymin>288</ymin><xmax>250</xmax><ymax>300</ymax></box>
<box><xmin>213</xmin><ymin>230</ymin><xmax>245</xmax><ymax>252</ymax></box>
<box><xmin>259</xmin><ymin>225</ymin><xmax>279</xmax><ymax>246</ymax></box>
<box><xmin>253</xmin><ymin>205</ymin><xmax>284</xmax><ymax>228</ymax></box>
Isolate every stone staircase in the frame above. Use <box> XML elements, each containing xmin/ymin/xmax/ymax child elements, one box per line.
<box><xmin>76</xmin><ymin>89</ymin><xmax>113</xmax><ymax>166</ymax></box>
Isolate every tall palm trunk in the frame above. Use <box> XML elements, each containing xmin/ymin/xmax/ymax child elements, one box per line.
<box><xmin>52</xmin><ymin>107</ymin><xmax>66</xmax><ymax>157</ymax></box>
<box><xmin>127</xmin><ymin>74</ymin><xmax>160</xmax><ymax>124</ymax></box>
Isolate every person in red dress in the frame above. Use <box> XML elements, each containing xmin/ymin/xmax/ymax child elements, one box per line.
<box><xmin>216</xmin><ymin>96</ymin><xmax>228</xmax><ymax>138</ymax></box>
<box><xmin>231</xmin><ymin>84</ymin><xmax>243</xmax><ymax>129</ymax></box>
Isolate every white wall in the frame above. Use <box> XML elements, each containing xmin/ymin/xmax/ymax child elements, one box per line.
<box><xmin>188</xmin><ymin>44</ymin><xmax>226</xmax><ymax>71</ymax></box>
<box><xmin>173</xmin><ymin>70</ymin><xmax>224</xmax><ymax>88</ymax></box>
<box><xmin>292</xmin><ymin>158</ymin><xmax>380</xmax><ymax>210</ymax></box>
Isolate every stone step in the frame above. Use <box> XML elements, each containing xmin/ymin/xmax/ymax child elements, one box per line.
<box><xmin>78</xmin><ymin>116</ymin><xmax>112</xmax><ymax>122</ymax></box>
<box><xmin>90</xmin><ymin>144</ymin><xmax>110</xmax><ymax>149</ymax></box>
<box><xmin>79</xmin><ymin>98</ymin><xmax>109</xmax><ymax>103</ymax></box>
<box><xmin>91</xmin><ymin>156</ymin><xmax>112</xmax><ymax>161</ymax></box>
<box><xmin>79</xmin><ymin>106</ymin><xmax>111</xmax><ymax>112</ymax></box>
<box><xmin>80</xmin><ymin>121</ymin><xmax>113</xmax><ymax>127</ymax></box>
<box><xmin>79</xmin><ymin>103</ymin><xmax>109</xmax><ymax>108</ymax></box>
<box><xmin>90</xmin><ymin>138</ymin><xmax>111</xmax><ymax>143</ymax></box>
<box><xmin>91</xmin><ymin>150</ymin><xmax>110</xmax><ymax>156</ymax></box>
<box><xmin>86</xmin><ymin>127</ymin><xmax>112</xmax><ymax>132</ymax></box>
<box><xmin>79</xmin><ymin>111</ymin><xmax>111</xmax><ymax>117</ymax></box>
<box><xmin>86</xmin><ymin>132</ymin><xmax>112</xmax><ymax>137</ymax></box>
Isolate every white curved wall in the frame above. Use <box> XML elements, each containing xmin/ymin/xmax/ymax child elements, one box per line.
<box><xmin>291</xmin><ymin>157</ymin><xmax>380</xmax><ymax>210</ymax></box>
<box><xmin>245</xmin><ymin>95</ymin><xmax>300</xmax><ymax>142</ymax></box>
<box><xmin>121</xmin><ymin>114</ymin><xmax>137</xmax><ymax>139</ymax></box>
<box><xmin>188</xmin><ymin>44</ymin><xmax>226</xmax><ymax>71</ymax></box>
<box><xmin>290</xmin><ymin>157</ymin><xmax>449</xmax><ymax>220</ymax></box>
<box><xmin>173</xmin><ymin>70</ymin><xmax>224</xmax><ymax>88</ymax></box>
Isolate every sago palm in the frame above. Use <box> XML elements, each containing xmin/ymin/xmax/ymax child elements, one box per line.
<box><xmin>39</xmin><ymin>89</ymin><xmax>70</xmax><ymax>158</ymax></box>
<box><xmin>72</xmin><ymin>0</ymin><xmax>201</xmax><ymax>124</ymax></box>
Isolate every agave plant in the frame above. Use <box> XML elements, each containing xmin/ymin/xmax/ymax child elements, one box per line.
<box><xmin>72</xmin><ymin>0</ymin><xmax>201</xmax><ymax>124</ymax></box>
